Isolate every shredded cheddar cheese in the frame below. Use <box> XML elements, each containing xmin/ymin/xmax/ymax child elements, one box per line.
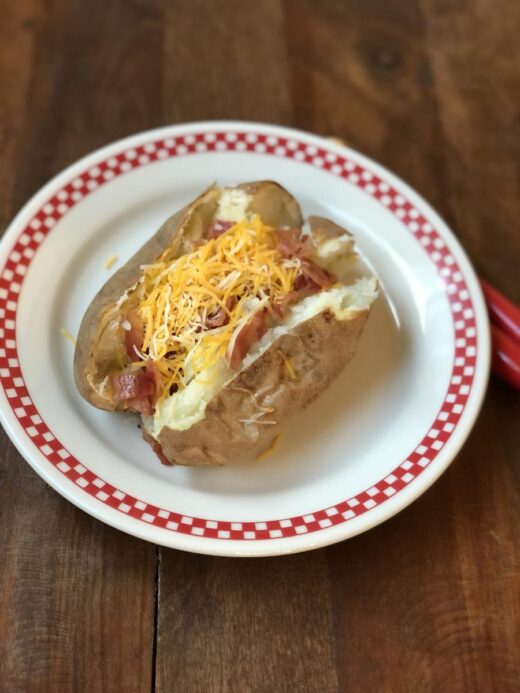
<box><xmin>279</xmin><ymin>351</ymin><xmax>297</xmax><ymax>380</ymax></box>
<box><xmin>104</xmin><ymin>254</ymin><xmax>118</xmax><ymax>269</ymax></box>
<box><xmin>256</xmin><ymin>434</ymin><xmax>281</xmax><ymax>461</ymax></box>
<box><xmin>60</xmin><ymin>327</ymin><xmax>76</xmax><ymax>346</ymax></box>
<box><xmin>122</xmin><ymin>215</ymin><xmax>300</xmax><ymax>399</ymax></box>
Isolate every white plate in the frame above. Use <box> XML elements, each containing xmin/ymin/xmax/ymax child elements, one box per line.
<box><xmin>0</xmin><ymin>122</ymin><xmax>490</xmax><ymax>556</ymax></box>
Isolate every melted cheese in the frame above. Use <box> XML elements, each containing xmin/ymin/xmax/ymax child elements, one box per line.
<box><xmin>279</xmin><ymin>351</ymin><xmax>297</xmax><ymax>380</ymax></box>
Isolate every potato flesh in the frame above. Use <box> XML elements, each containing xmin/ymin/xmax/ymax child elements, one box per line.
<box><xmin>149</xmin><ymin>277</ymin><xmax>377</xmax><ymax>437</ymax></box>
<box><xmin>216</xmin><ymin>188</ymin><xmax>251</xmax><ymax>221</ymax></box>
<box><xmin>129</xmin><ymin>187</ymin><xmax>375</xmax><ymax>438</ymax></box>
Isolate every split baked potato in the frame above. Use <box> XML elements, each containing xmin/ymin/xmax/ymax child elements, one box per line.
<box><xmin>74</xmin><ymin>181</ymin><xmax>378</xmax><ymax>465</ymax></box>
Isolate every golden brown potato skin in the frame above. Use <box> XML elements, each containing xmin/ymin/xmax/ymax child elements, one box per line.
<box><xmin>154</xmin><ymin>307</ymin><xmax>369</xmax><ymax>466</ymax></box>
<box><xmin>74</xmin><ymin>180</ymin><xmax>375</xmax><ymax>467</ymax></box>
<box><xmin>73</xmin><ymin>181</ymin><xmax>303</xmax><ymax>410</ymax></box>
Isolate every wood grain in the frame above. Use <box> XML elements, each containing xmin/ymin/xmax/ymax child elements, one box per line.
<box><xmin>156</xmin><ymin>551</ymin><xmax>337</xmax><ymax>692</ymax></box>
<box><xmin>420</xmin><ymin>0</ymin><xmax>520</xmax><ymax>298</ymax></box>
<box><xmin>285</xmin><ymin>0</ymin><xmax>448</xmax><ymax>208</ymax></box>
<box><xmin>0</xmin><ymin>2</ymin><xmax>160</xmax><ymax>691</ymax></box>
<box><xmin>0</xmin><ymin>436</ymin><xmax>156</xmax><ymax>691</ymax></box>
<box><xmin>328</xmin><ymin>386</ymin><xmax>520</xmax><ymax>692</ymax></box>
<box><xmin>281</xmin><ymin>1</ymin><xmax>520</xmax><ymax>690</ymax></box>
<box><xmin>0</xmin><ymin>0</ymin><xmax>519</xmax><ymax>691</ymax></box>
<box><xmin>163</xmin><ymin>0</ymin><xmax>293</xmax><ymax>124</ymax></box>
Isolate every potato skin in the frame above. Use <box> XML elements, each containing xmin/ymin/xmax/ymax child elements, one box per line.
<box><xmin>74</xmin><ymin>194</ymin><xmax>206</xmax><ymax>410</ymax></box>
<box><xmin>74</xmin><ymin>179</ymin><xmax>374</xmax><ymax>467</ymax></box>
<box><xmin>73</xmin><ymin>181</ymin><xmax>303</xmax><ymax>410</ymax></box>
<box><xmin>154</xmin><ymin>307</ymin><xmax>369</xmax><ymax>466</ymax></box>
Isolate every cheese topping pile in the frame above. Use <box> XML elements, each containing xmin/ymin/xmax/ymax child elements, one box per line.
<box><xmin>123</xmin><ymin>215</ymin><xmax>301</xmax><ymax>398</ymax></box>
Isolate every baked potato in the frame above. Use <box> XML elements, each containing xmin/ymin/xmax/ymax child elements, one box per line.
<box><xmin>74</xmin><ymin>181</ymin><xmax>378</xmax><ymax>465</ymax></box>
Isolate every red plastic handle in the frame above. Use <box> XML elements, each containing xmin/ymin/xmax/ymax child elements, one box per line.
<box><xmin>490</xmin><ymin>323</ymin><xmax>520</xmax><ymax>389</ymax></box>
<box><xmin>481</xmin><ymin>280</ymin><xmax>520</xmax><ymax>343</ymax></box>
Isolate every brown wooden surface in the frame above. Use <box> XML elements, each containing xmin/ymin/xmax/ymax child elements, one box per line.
<box><xmin>0</xmin><ymin>1</ymin><xmax>519</xmax><ymax>691</ymax></box>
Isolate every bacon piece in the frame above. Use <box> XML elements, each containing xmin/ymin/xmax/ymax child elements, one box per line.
<box><xmin>124</xmin><ymin>309</ymin><xmax>144</xmax><ymax>360</ymax></box>
<box><xmin>276</xmin><ymin>229</ymin><xmax>337</xmax><ymax>291</ymax></box>
<box><xmin>270</xmin><ymin>261</ymin><xmax>336</xmax><ymax>319</ymax></box>
<box><xmin>111</xmin><ymin>361</ymin><xmax>163</xmax><ymax>415</ymax></box>
<box><xmin>293</xmin><ymin>273</ymin><xmax>318</xmax><ymax>293</ymax></box>
<box><xmin>229</xmin><ymin>308</ymin><xmax>268</xmax><ymax>370</ymax></box>
<box><xmin>276</xmin><ymin>228</ymin><xmax>314</xmax><ymax>259</ymax></box>
<box><xmin>270</xmin><ymin>301</ymin><xmax>287</xmax><ymax>320</ymax></box>
<box><xmin>111</xmin><ymin>372</ymin><xmax>144</xmax><ymax>401</ymax></box>
<box><xmin>127</xmin><ymin>395</ymin><xmax>153</xmax><ymax>417</ymax></box>
<box><xmin>144</xmin><ymin>361</ymin><xmax>162</xmax><ymax>399</ymax></box>
<box><xmin>206</xmin><ymin>220</ymin><xmax>234</xmax><ymax>239</ymax></box>
<box><xmin>298</xmin><ymin>259</ymin><xmax>336</xmax><ymax>290</ymax></box>
<box><xmin>271</xmin><ymin>276</ymin><xmax>327</xmax><ymax>318</ymax></box>
<box><xmin>205</xmin><ymin>296</ymin><xmax>237</xmax><ymax>329</ymax></box>
<box><xmin>142</xmin><ymin>430</ymin><xmax>172</xmax><ymax>466</ymax></box>
<box><xmin>205</xmin><ymin>308</ymin><xmax>227</xmax><ymax>329</ymax></box>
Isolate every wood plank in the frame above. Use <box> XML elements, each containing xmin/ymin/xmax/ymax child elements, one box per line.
<box><xmin>420</xmin><ymin>0</ymin><xmax>520</xmax><ymax>298</ymax></box>
<box><xmin>0</xmin><ymin>435</ymin><xmax>156</xmax><ymax>691</ymax></box>
<box><xmin>156</xmin><ymin>551</ymin><xmax>337</xmax><ymax>693</ymax></box>
<box><xmin>327</xmin><ymin>382</ymin><xmax>520</xmax><ymax>692</ymax></box>
<box><xmin>282</xmin><ymin>1</ymin><xmax>520</xmax><ymax>690</ymax></box>
<box><xmin>157</xmin><ymin>2</ymin><xmax>519</xmax><ymax>691</ymax></box>
<box><xmin>162</xmin><ymin>0</ymin><xmax>293</xmax><ymax>124</ymax></box>
<box><xmin>285</xmin><ymin>0</ymin><xmax>449</xmax><ymax>211</ymax></box>
<box><xmin>11</xmin><ymin>0</ymin><xmax>165</xmax><ymax>212</ymax></box>
<box><xmin>0</xmin><ymin>1</ymin><xmax>42</xmax><ymax>229</ymax></box>
<box><xmin>158</xmin><ymin>4</ymin><xmax>337</xmax><ymax>691</ymax></box>
<box><xmin>0</xmin><ymin>1</ymin><xmax>162</xmax><ymax>690</ymax></box>
<box><xmin>1</xmin><ymin>1</ymin><xmax>518</xmax><ymax>690</ymax></box>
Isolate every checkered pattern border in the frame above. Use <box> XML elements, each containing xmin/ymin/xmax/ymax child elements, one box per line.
<box><xmin>0</xmin><ymin>130</ymin><xmax>477</xmax><ymax>540</ymax></box>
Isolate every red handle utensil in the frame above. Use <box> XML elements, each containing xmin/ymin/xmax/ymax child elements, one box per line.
<box><xmin>481</xmin><ymin>281</ymin><xmax>520</xmax><ymax>390</ymax></box>
<box><xmin>480</xmin><ymin>280</ymin><xmax>520</xmax><ymax>343</ymax></box>
<box><xmin>489</xmin><ymin>323</ymin><xmax>520</xmax><ymax>390</ymax></box>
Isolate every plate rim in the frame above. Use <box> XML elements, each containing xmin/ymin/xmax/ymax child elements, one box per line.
<box><xmin>0</xmin><ymin>120</ymin><xmax>490</xmax><ymax>556</ymax></box>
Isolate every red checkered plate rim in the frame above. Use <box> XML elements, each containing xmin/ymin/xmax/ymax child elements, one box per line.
<box><xmin>0</xmin><ymin>122</ymin><xmax>490</xmax><ymax>556</ymax></box>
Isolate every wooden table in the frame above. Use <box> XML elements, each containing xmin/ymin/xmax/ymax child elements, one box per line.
<box><xmin>1</xmin><ymin>1</ymin><xmax>519</xmax><ymax>690</ymax></box>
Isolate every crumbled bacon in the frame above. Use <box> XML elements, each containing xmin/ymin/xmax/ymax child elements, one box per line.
<box><xmin>205</xmin><ymin>296</ymin><xmax>237</xmax><ymax>329</ymax></box>
<box><xmin>111</xmin><ymin>372</ymin><xmax>148</xmax><ymax>401</ymax></box>
<box><xmin>111</xmin><ymin>361</ymin><xmax>162</xmax><ymax>416</ymax></box>
<box><xmin>293</xmin><ymin>273</ymin><xmax>317</xmax><ymax>292</ymax></box>
<box><xmin>127</xmin><ymin>395</ymin><xmax>153</xmax><ymax>417</ymax></box>
<box><xmin>145</xmin><ymin>361</ymin><xmax>162</xmax><ymax>398</ymax></box>
<box><xmin>229</xmin><ymin>308</ymin><xmax>268</xmax><ymax>370</ymax></box>
<box><xmin>270</xmin><ymin>301</ymin><xmax>287</xmax><ymax>320</ymax></box>
<box><xmin>142</xmin><ymin>430</ymin><xmax>172</xmax><ymax>466</ymax></box>
<box><xmin>206</xmin><ymin>220</ymin><xmax>234</xmax><ymax>239</ymax></box>
<box><xmin>124</xmin><ymin>309</ymin><xmax>144</xmax><ymax>359</ymax></box>
<box><xmin>276</xmin><ymin>228</ymin><xmax>314</xmax><ymax>259</ymax></box>
<box><xmin>275</xmin><ymin>228</ymin><xmax>336</xmax><ymax>297</ymax></box>
<box><xmin>298</xmin><ymin>259</ymin><xmax>336</xmax><ymax>290</ymax></box>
